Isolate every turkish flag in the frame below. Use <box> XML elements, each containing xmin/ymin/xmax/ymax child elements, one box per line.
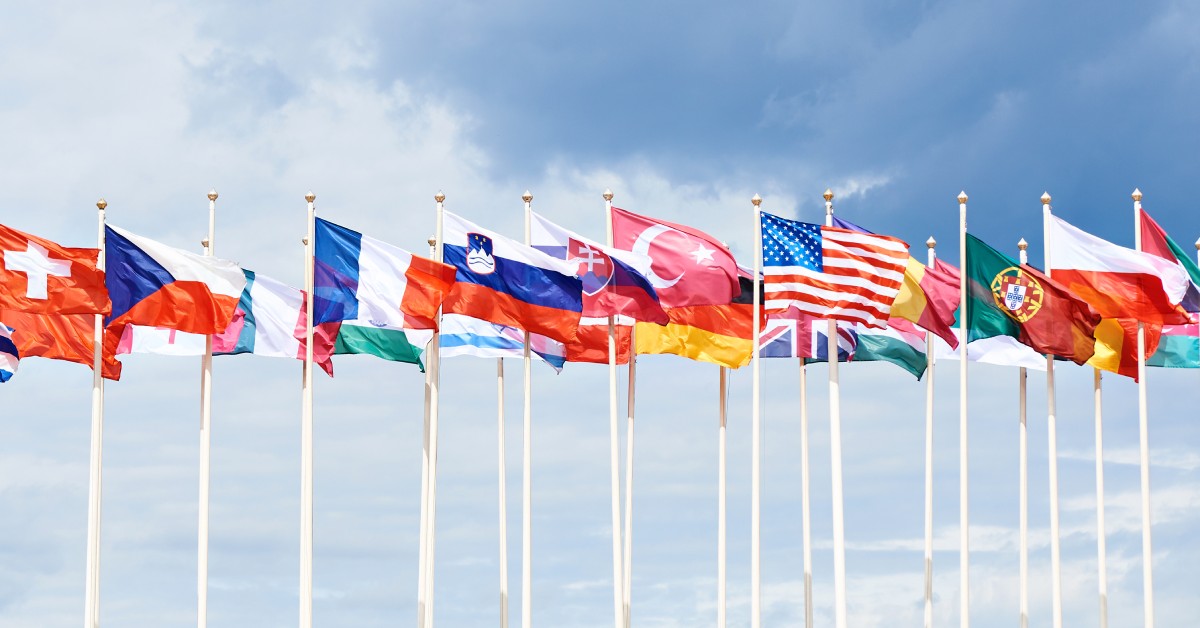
<box><xmin>0</xmin><ymin>310</ymin><xmax>122</xmax><ymax>380</ymax></box>
<box><xmin>0</xmin><ymin>224</ymin><xmax>110</xmax><ymax>315</ymax></box>
<box><xmin>610</xmin><ymin>207</ymin><xmax>740</xmax><ymax>308</ymax></box>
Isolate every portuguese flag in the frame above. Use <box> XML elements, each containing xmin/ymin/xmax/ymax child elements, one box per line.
<box><xmin>964</xmin><ymin>234</ymin><xmax>1101</xmax><ymax>365</ymax></box>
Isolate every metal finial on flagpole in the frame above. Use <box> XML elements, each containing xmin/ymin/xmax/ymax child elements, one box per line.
<box><xmin>305</xmin><ymin>191</ymin><xmax>316</xmax><ymax>203</ymax></box>
<box><xmin>523</xmin><ymin>190</ymin><xmax>533</xmax><ymax>203</ymax></box>
<box><xmin>1132</xmin><ymin>188</ymin><xmax>1143</xmax><ymax>202</ymax></box>
<box><xmin>1018</xmin><ymin>238</ymin><xmax>1028</xmax><ymax>251</ymax></box>
<box><xmin>428</xmin><ymin>236</ymin><xmax>437</xmax><ymax>247</ymax></box>
<box><xmin>603</xmin><ymin>189</ymin><xmax>614</xmax><ymax>202</ymax></box>
<box><xmin>1041</xmin><ymin>192</ymin><xmax>1052</xmax><ymax>206</ymax></box>
<box><xmin>823</xmin><ymin>188</ymin><xmax>834</xmax><ymax>202</ymax></box>
<box><xmin>207</xmin><ymin>189</ymin><xmax>218</xmax><ymax>202</ymax></box>
<box><xmin>435</xmin><ymin>190</ymin><xmax>445</xmax><ymax>203</ymax></box>
<box><xmin>97</xmin><ymin>198</ymin><xmax>107</xmax><ymax>210</ymax></box>
<box><xmin>927</xmin><ymin>237</ymin><xmax>936</xmax><ymax>249</ymax></box>
<box><xmin>752</xmin><ymin>193</ymin><xmax>762</xmax><ymax>206</ymax></box>
<box><xmin>958</xmin><ymin>191</ymin><xmax>968</xmax><ymax>204</ymax></box>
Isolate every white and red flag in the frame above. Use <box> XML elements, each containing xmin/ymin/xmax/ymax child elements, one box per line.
<box><xmin>0</xmin><ymin>223</ymin><xmax>110</xmax><ymax>315</ymax></box>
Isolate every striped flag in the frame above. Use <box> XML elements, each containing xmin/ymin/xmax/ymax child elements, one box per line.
<box><xmin>0</xmin><ymin>323</ymin><xmax>17</xmax><ymax>382</ymax></box>
<box><xmin>760</xmin><ymin>211</ymin><xmax>908</xmax><ymax>328</ymax></box>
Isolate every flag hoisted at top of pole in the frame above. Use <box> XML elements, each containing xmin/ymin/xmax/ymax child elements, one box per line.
<box><xmin>0</xmin><ymin>223</ymin><xmax>111</xmax><ymax>315</ymax></box>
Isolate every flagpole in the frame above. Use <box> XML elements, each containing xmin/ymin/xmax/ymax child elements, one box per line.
<box><xmin>750</xmin><ymin>193</ymin><xmax>763</xmax><ymax>628</ymax></box>
<box><xmin>1016</xmin><ymin>239</ymin><xmax>1030</xmax><ymax>628</ymax></box>
<box><xmin>198</xmin><ymin>189</ymin><xmax>218</xmax><ymax>628</ymax></box>
<box><xmin>1042</xmin><ymin>192</ymin><xmax>1064</xmax><ymax>628</ymax></box>
<box><xmin>603</xmin><ymin>188</ymin><xmax>624</xmax><ymax>628</ymax></box>
<box><xmin>84</xmin><ymin>197</ymin><xmax>107</xmax><ymax>628</ymax></box>
<box><xmin>521</xmin><ymin>190</ymin><xmax>534</xmax><ymax>628</ymax></box>
<box><xmin>424</xmin><ymin>193</ymin><xmax>447</xmax><ymax>628</ymax></box>
<box><xmin>718</xmin><ymin>366</ymin><xmax>728</xmax><ymax>628</ymax></box>
<box><xmin>300</xmin><ymin>191</ymin><xmax>316</xmax><ymax>628</ymax></box>
<box><xmin>1093</xmin><ymin>367</ymin><xmax>1108</xmax><ymax>628</ymax></box>
<box><xmin>799</xmin><ymin>359</ymin><xmax>813</xmax><ymax>628</ymax></box>
<box><xmin>418</xmin><ymin>235</ymin><xmax>437</xmax><ymax>628</ymax></box>
<box><xmin>825</xmin><ymin>188</ymin><xmax>848</xmax><ymax>628</ymax></box>
<box><xmin>622</xmin><ymin>331</ymin><xmax>636</xmax><ymax>628</ymax></box>
<box><xmin>497</xmin><ymin>356</ymin><xmax>510</xmax><ymax>628</ymax></box>
<box><xmin>1132</xmin><ymin>188</ymin><xmax>1155</xmax><ymax>628</ymax></box>
<box><xmin>957</xmin><ymin>190</ymin><xmax>969</xmax><ymax>628</ymax></box>
<box><xmin>923</xmin><ymin>237</ymin><xmax>937</xmax><ymax>628</ymax></box>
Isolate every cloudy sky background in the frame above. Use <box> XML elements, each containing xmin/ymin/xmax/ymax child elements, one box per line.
<box><xmin>2</xmin><ymin>0</ymin><xmax>1200</xmax><ymax>626</ymax></box>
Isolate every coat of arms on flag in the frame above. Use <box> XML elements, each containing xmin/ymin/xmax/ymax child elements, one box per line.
<box><xmin>466</xmin><ymin>232</ymin><xmax>496</xmax><ymax>274</ymax></box>
<box><xmin>990</xmin><ymin>267</ymin><xmax>1043</xmax><ymax>323</ymax></box>
<box><xmin>568</xmin><ymin>238</ymin><xmax>614</xmax><ymax>296</ymax></box>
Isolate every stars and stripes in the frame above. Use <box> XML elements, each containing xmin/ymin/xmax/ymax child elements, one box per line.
<box><xmin>760</xmin><ymin>211</ymin><xmax>908</xmax><ymax>328</ymax></box>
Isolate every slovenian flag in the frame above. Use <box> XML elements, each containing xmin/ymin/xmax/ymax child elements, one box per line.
<box><xmin>116</xmin><ymin>270</ymin><xmax>336</xmax><ymax>375</ymax></box>
<box><xmin>441</xmin><ymin>211</ymin><xmax>583</xmax><ymax>345</ymax></box>
<box><xmin>314</xmin><ymin>217</ymin><xmax>457</xmax><ymax>365</ymax></box>
<box><xmin>0</xmin><ymin>323</ymin><xmax>17</xmax><ymax>382</ymax></box>
<box><xmin>104</xmin><ymin>225</ymin><xmax>247</xmax><ymax>338</ymax></box>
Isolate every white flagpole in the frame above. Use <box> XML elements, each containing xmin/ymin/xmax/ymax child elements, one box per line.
<box><xmin>424</xmin><ymin>194</ymin><xmax>447</xmax><ymax>628</ymax></box>
<box><xmin>622</xmin><ymin>332</ymin><xmax>636</xmax><ymax>628</ymax></box>
<box><xmin>1041</xmin><ymin>192</ymin><xmax>1064</xmax><ymax>628</ymax></box>
<box><xmin>799</xmin><ymin>359</ymin><xmax>813</xmax><ymax>628</ymax></box>
<box><xmin>198</xmin><ymin>189</ymin><xmax>218</xmax><ymax>628</ymax></box>
<box><xmin>718</xmin><ymin>366</ymin><xmax>728</xmax><ymax>628</ymax></box>
<box><xmin>1132</xmin><ymin>188</ymin><xmax>1155</xmax><ymax>628</ymax></box>
<box><xmin>750</xmin><ymin>193</ymin><xmax>763</xmax><ymax>628</ymax></box>
<box><xmin>923</xmin><ymin>237</ymin><xmax>937</xmax><ymax>628</ymax></box>
<box><xmin>603</xmin><ymin>189</ymin><xmax>624</xmax><ymax>628</ymax></box>
<box><xmin>418</xmin><ymin>235</ymin><xmax>437</xmax><ymax>628</ymax></box>
<box><xmin>521</xmin><ymin>190</ymin><xmax>534</xmax><ymax>628</ymax></box>
<box><xmin>300</xmin><ymin>191</ymin><xmax>316</xmax><ymax>628</ymax></box>
<box><xmin>825</xmin><ymin>189</ymin><xmax>849</xmax><ymax>628</ymax></box>
<box><xmin>1094</xmin><ymin>367</ymin><xmax>1108</xmax><ymax>628</ymax></box>
<box><xmin>956</xmin><ymin>190</ymin><xmax>969</xmax><ymax>628</ymax></box>
<box><xmin>498</xmin><ymin>357</ymin><xmax>510</xmax><ymax>628</ymax></box>
<box><xmin>1016</xmin><ymin>239</ymin><xmax>1030</xmax><ymax>628</ymax></box>
<box><xmin>84</xmin><ymin>197</ymin><xmax>107</xmax><ymax>628</ymax></box>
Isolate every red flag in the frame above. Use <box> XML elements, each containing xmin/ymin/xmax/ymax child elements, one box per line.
<box><xmin>610</xmin><ymin>207</ymin><xmax>739</xmax><ymax>308</ymax></box>
<box><xmin>0</xmin><ymin>310</ymin><xmax>121</xmax><ymax>380</ymax></box>
<box><xmin>0</xmin><ymin>224</ymin><xmax>110</xmax><ymax>315</ymax></box>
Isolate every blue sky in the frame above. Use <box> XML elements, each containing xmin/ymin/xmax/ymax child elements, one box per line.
<box><xmin>2</xmin><ymin>1</ymin><xmax>1200</xmax><ymax>626</ymax></box>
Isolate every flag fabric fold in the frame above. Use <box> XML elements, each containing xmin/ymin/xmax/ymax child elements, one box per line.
<box><xmin>636</xmin><ymin>276</ymin><xmax>762</xmax><ymax>369</ymax></box>
<box><xmin>1088</xmin><ymin>317</ymin><xmax>1161</xmax><ymax>380</ymax></box>
<box><xmin>610</xmin><ymin>207</ymin><xmax>740</xmax><ymax>307</ymax></box>
<box><xmin>759</xmin><ymin>314</ymin><xmax>856</xmax><ymax>361</ymax></box>
<box><xmin>1138</xmin><ymin>208</ymin><xmax>1200</xmax><ymax>313</ymax></box>
<box><xmin>0</xmin><ymin>323</ymin><xmax>17</xmax><ymax>382</ymax></box>
<box><xmin>1047</xmin><ymin>213</ymin><xmax>1189</xmax><ymax>325</ymax></box>
<box><xmin>314</xmin><ymin>218</ymin><xmax>456</xmax><ymax>366</ymax></box>
<box><xmin>761</xmin><ymin>211</ymin><xmax>909</xmax><ymax>328</ymax></box>
<box><xmin>1148</xmin><ymin>313</ymin><xmax>1199</xmax><ymax>368</ymax></box>
<box><xmin>438</xmin><ymin>313</ymin><xmax>566</xmax><ymax>372</ymax></box>
<box><xmin>934</xmin><ymin>328</ymin><xmax>1048</xmax><ymax>371</ymax></box>
<box><xmin>0</xmin><ymin>223</ymin><xmax>110</xmax><ymax>315</ymax></box>
<box><xmin>965</xmin><ymin>233</ymin><xmax>1101</xmax><ymax>365</ymax></box>
<box><xmin>441</xmin><ymin>211</ymin><xmax>583</xmax><ymax>345</ymax></box>
<box><xmin>854</xmin><ymin>317</ymin><xmax>927</xmax><ymax>379</ymax></box>
<box><xmin>0</xmin><ymin>310</ymin><xmax>122</xmax><ymax>379</ymax></box>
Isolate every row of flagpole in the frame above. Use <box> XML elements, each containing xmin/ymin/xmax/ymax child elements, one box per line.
<box><xmin>74</xmin><ymin>185</ymin><xmax>1180</xmax><ymax>628</ymax></box>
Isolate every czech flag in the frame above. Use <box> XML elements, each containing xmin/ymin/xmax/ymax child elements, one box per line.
<box><xmin>104</xmin><ymin>225</ymin><xmax>247</xmax><ymax>339</ymax></box>
<box><xmin>441</xmin><ymin>211</ymin><xmax>583</xmax><ymax>345</ymax></box>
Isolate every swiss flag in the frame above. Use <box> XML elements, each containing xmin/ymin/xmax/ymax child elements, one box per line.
<box><xmin>0</xmin><ymin>309</ymin><xmax>122</xmax><ymax>380</ymax></box>
<box><xmin>610</xmin><ymin>207</ymin><xmax>740</xmax><ymax>308</ymax></box>
<box><xmin>0</xmin><ymin>224</ymin><xmax>110</xmax><ymax>315</ymax></box>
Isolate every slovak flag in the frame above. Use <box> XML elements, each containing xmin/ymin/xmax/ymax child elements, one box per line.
<box><xmin>0</xmin><ymin>223</ymin><xmax>110</xmax><ymax>315</ymax></box>
<box><xmin>441</xmin><ymin>211</ymin><xmax>583</xmax><ymax>345</ymax></box>
<box><xmin>104</xmin><ymin>225</ymin><xmax>247</xmax><ymax>339</ymax></box>
<box><xmin>530</xmin><ymin>211</ymin><xmax>668</xmax><ymax>324</ymax></box>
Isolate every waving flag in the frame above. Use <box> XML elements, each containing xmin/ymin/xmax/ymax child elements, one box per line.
<box><xmin>1047</xmin><ymin>214</ymin><xmax>1189</xmax><ymax>325</ymax></box>
<box><xmin>759</xmin><ymin>314</ymin><xmax>856</xmax><ymax>361</ymax></box>
<box><xmin>105</xmin><ymin>225</ymin><xmax>246</xmax><ymax>337</ymax></box>
<box><xmin>610</xmin><ymin>207</ymin><xmax>739</xmax><ymax>307</ymax></box>
<box><xmin>531</xmin><ymin>212</ymin><xmax>667</xmax><ymax>324</ymax></box>
<box><xmin>832</xmin><ymin>216</ymin><xmax>960</xmax><ymax>348</ymax></box>
<box><xmin>636</xmin><ymin>276</ymin><xmax>762</xmax><ymax>369</ymax></box>
<box><xmin>1088</xmin><ymin>317</ymin><xmax>1160</xmax><ymax>380</ymax></box>
<box><xmin>0</xmin><ymin>223</ymin><xmax>110</xmax><ymax>314</ymax></box>
<box><xmin>314</xmin><ymin>218</ymin><xmax>455</xmax><ymax>365</ymax></box>
<box><xmin>1139</xmin><ymin>208</ymin><xmax>1200</xmax><ymax>313</ymax></box>
<box><xmin>438</xmin><ymin>313</ymin><xmax>566</xmax><ymax>372</ymax></box>
<box><xmin>442</xmin><ymin>211</ymin><xmax>583</xmax><ymax>344</ymax></box>
<box><xmin>117</xmin><ymin>270</ymin><xmax>335</xmax><ymax>375</ymax></box>
<box><xmin>0</xmin><ymin>310</ymin><xmax>122</xmax><ymax>379</ymax></box>
<box><xmin>761</xmin><ymin>212</ymin><xmax>908</xmax><ymax>328</ymax></box>
<box><xmin>0</xmin><ymin>323</ymin><xmax>17</xmax><ymax>382</ymax></box>
<box><xmin>1148</xmin><ymin>313</ymin><xmax>1200</xmax><ymax>369</ymax></box>
<box><xmin>934</xmin><ymin>328</ymin><xmax>1048</xmax><ymax>371</ymax></box>
<box><xmin>854</xmin><ymin>318</ymin><xmax>927</xmax><ymax>379</ymax></box>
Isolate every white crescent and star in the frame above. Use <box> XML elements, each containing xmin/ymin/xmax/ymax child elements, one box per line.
<box><xmin>631</xmin><ymin>224</ymin><xmax>717</xmax><ymax>289</ymax></box>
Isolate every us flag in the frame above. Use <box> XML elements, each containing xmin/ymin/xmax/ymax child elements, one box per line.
<box><xmin>760</xmin><ymin>211</ymin><xmax>908</xmax><ymax>328</ymax></box>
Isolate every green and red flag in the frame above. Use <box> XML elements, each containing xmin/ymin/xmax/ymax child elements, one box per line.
<box><xmin>965</xmin><ymin>233</ymin><xmax>1101</xmax><ymax>365</ymax></box>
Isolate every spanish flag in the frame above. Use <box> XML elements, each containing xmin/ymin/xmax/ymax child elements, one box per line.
<box><xmin>1087</xmin><ymin>318</ymin><xmax>1161</xmax><ymax>381</ymax></box>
